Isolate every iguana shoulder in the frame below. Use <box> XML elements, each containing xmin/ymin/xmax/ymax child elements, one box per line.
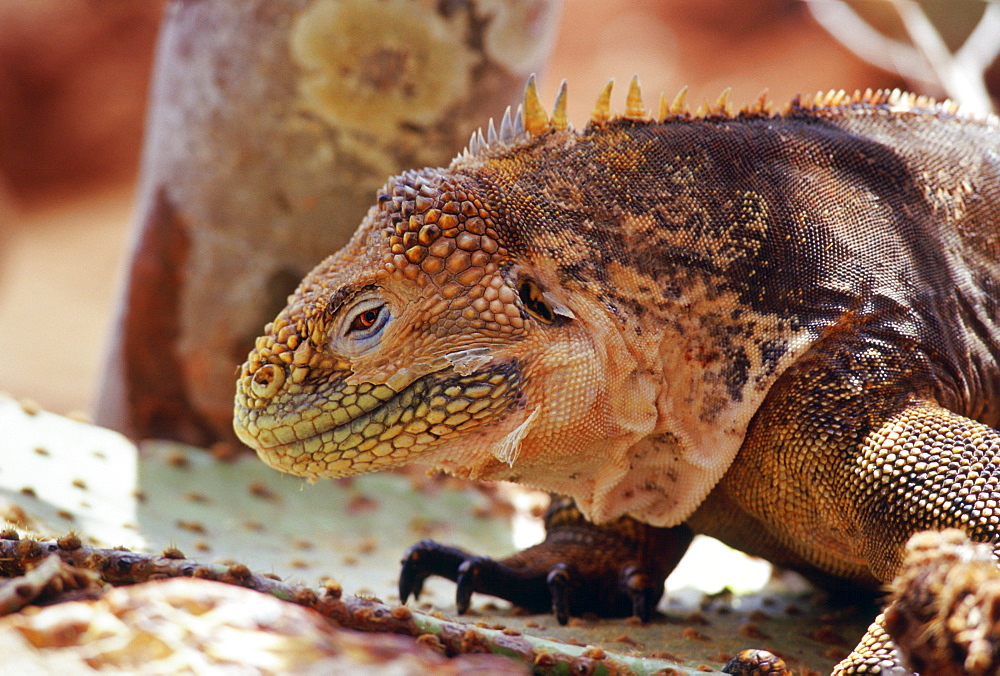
<box><xmin>234</xmin><ymin>79</ymin><xmax>1000</xmax><ymax>531</ymax></box>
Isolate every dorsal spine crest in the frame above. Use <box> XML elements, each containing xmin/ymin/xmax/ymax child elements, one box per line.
<box><xmin>453</xmin><ymin>78</ymin><xmax>988</xmax><ymax>164</ymax></box>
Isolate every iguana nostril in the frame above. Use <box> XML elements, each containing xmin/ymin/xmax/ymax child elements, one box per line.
<box><xmin>251</xmin><ymin>364</ymin><xmax>285</xmax><ymax>398</ymax></box>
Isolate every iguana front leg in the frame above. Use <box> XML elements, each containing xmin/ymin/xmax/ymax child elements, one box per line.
<box><xmin>813</xmin><ymin>529</ymin><xmax>1000</xmax><ymax>676</ymax></box>
<box><xmin>883</xmin><ymin>529</ymin><xmax>1000</xmax><ymax>675</ymax></box>
<box><xmin>832</xmin><ymin>401</ymin><xmax>1000</xmax><ymax>675</ymax></box>
<box><xmin>712</xmin><ymin>340</ymin><xmax>1000</xmax><ymax>675</ymax></box>
<box><xmin>400</xmin><ymin>496</ymin><xmax>693</xmax><ymax>623</ymax></box>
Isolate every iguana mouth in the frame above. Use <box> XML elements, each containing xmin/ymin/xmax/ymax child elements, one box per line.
<box><xmin>235</xmin><ymin>362</ymin><xmax>521</xmax><ymax>479</ymax></box>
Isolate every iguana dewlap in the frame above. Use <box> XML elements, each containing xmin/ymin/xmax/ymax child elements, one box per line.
<box><xmin>235</xmin><ymin>78</ymin><xmax>1000</xmax><ymax>674</ymax></box>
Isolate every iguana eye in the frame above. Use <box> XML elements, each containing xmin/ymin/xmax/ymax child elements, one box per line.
<box><xmin>345</xmin><ymin>302</ymin><xmax>389</xmax><ymax>338</ymax></box>
<box><xmin>348</xmin><ymin>306</ymin><xmax>386</xmax><ymax>333</ymax></box>
<box><xmin>518</xmin><ymin>280</ymin><xmax>555</xmax><ymax>324</ymax></box>
<box><xmin>330</xmin><ymin>291</ymin><xmax>392</xmax><ymax>356</ymax></box>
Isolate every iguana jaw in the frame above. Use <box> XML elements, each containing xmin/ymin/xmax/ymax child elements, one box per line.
<box><xmin>234</xmin><ymin>355</ymin><xmax>525</xmax><ymax>479</ymax></box>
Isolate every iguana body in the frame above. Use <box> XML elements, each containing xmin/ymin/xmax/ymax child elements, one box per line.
<box><xmin>234</xmin><ymin>79</ymin><xmax>1000</xmax><ymax>674</ymax></box>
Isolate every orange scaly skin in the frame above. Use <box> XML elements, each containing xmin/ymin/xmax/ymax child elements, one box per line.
<box><xmin>235</xmin><ymin>79</ymin><xmax>1000</xmax><ymax>674</ymax></box>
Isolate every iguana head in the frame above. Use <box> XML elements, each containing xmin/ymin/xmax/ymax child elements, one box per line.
<box><xmin>234</xmin><ymin>77</ymin><xmax>779</xmax><ymax>524</ymax></box>
<box><xmin>233</xmin><ymin>167</ymin><xmax>588</xmax><ymax>480</ymax></box>
<box><xmin>235</xmin><ymin>78</ymin><xmax>619</xmax><ymax>486</ymax></box>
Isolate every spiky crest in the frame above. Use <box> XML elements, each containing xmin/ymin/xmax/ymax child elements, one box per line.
<box><xmin>522</xmin><ymin>74</ymin><xmax>549</xmax><ymax>135</ymax></box>
<box><xmin>657</xmin><ymin>93</ymin><xmax>668</xmax><ymax>123</ymax></box>
<box><xmin>591</xmin><ymin>79</ymin><xmax>614</xmax><ymax>125</ymax></box>
<box><xmin>624</xmin><ymin>75</ymin><xmax>648</xmax><ymax>120</ymax></box>
<box><xmin>739</xmin><ymin>90</ymin><xmax>771</xmax><ymax>117</ymax></box>
<box><xmin>714</xmin><ymin>88</ymin><xmax>732</xmax><ymax>116</ymax></box>
<box><xmin>452</xmin><ymin>79</ymin><xmax>991</xmax><ymax>163</ymax></box>
<box><xmin>788</xmin><ymin>87</ymin><xmax>964</xmax><ymax>116</ymax></box>
<box><xmin>551</xmin><ymin>79</ymin><xmax>569</xmax><ymax>131</ymax></box>
<box><xmin>667</xmin><ymin>86</ymin><xmax>689</xmax><ymax>118</ymax></box>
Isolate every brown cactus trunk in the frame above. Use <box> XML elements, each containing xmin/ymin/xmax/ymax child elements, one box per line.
<box><xmin>96</xmin><ymin>0</ymin><xmax>561</xmax><ymax>449</ymax></box>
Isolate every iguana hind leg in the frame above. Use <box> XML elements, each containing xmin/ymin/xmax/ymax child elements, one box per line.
<box><xmin>399</xmin><ymin>496</ymin><xmax>693</xmax><ymax>623</ymax></box>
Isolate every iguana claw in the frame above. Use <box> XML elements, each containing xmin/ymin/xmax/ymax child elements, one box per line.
<box><xmin>400</xmin><ymin>540</ymin><xmax>559</xmax><ymax>617</ymax></box>
<box><xmin>398</xmin><ymin>498</ymin><xmax>693</xmax><ymax>624</ymax></box>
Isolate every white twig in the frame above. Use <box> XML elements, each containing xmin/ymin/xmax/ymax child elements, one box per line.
<box><xmin>890</xmin><ymin>0</ymin><xmax>994</xmax><ymax>113</ymax></box>
<box><xmin>956</xmin><ymin>3</ymin><xmax>1000</xmax><ymax>77</ymax></box>
<box><xmin>803</xmin><ymin>0</ymin><xmax>934</xmax><ymax>86</ymax></box>
<box><xmin>804</xmin><ymin>0</ymin><xmax>999</xmax><ymax>114</ymax></box>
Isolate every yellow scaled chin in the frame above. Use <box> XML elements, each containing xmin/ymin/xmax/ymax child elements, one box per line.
<box><xmin>238</xmin><ymin>364</ymin><xmax>524</xmax><ymax>481</ymax></box>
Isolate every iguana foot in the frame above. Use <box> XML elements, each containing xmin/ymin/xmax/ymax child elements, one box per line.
<box><xmin>721</xmin><ymin>649</ymin><xmax>790</xmax><ymax>675</ymax></box>
<box><xmin>882</xmin><ymin>529</ymin><xmax>1000</xmax><ymax>676</ymax></box>
<box><xmin>830</xmin><ymin>530</ymin><xmax>1000</xmax><ymax>676</ymax></box>
<box><xmin>399</xmin><ymin>497</ymin><xmax>693</xmax><ymax>624</ymax></box>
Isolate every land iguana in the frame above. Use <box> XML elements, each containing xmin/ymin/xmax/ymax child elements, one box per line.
<box><xmin>233</xmin><ymin>77</ymin><xmax>1000</xmax><ymax>675</ymax></box>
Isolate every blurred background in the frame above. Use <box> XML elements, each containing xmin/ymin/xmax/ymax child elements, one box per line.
<box><xmin>1</xmin><ymin>0</ymin><xmax>997</xmax><ymax>416</ymax></box>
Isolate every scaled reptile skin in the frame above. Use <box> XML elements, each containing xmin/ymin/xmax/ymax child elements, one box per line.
<box><xmin>235</xmin><ymin>81</ymin><xmax>1000</xmax><ymax>674</ymax></box>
